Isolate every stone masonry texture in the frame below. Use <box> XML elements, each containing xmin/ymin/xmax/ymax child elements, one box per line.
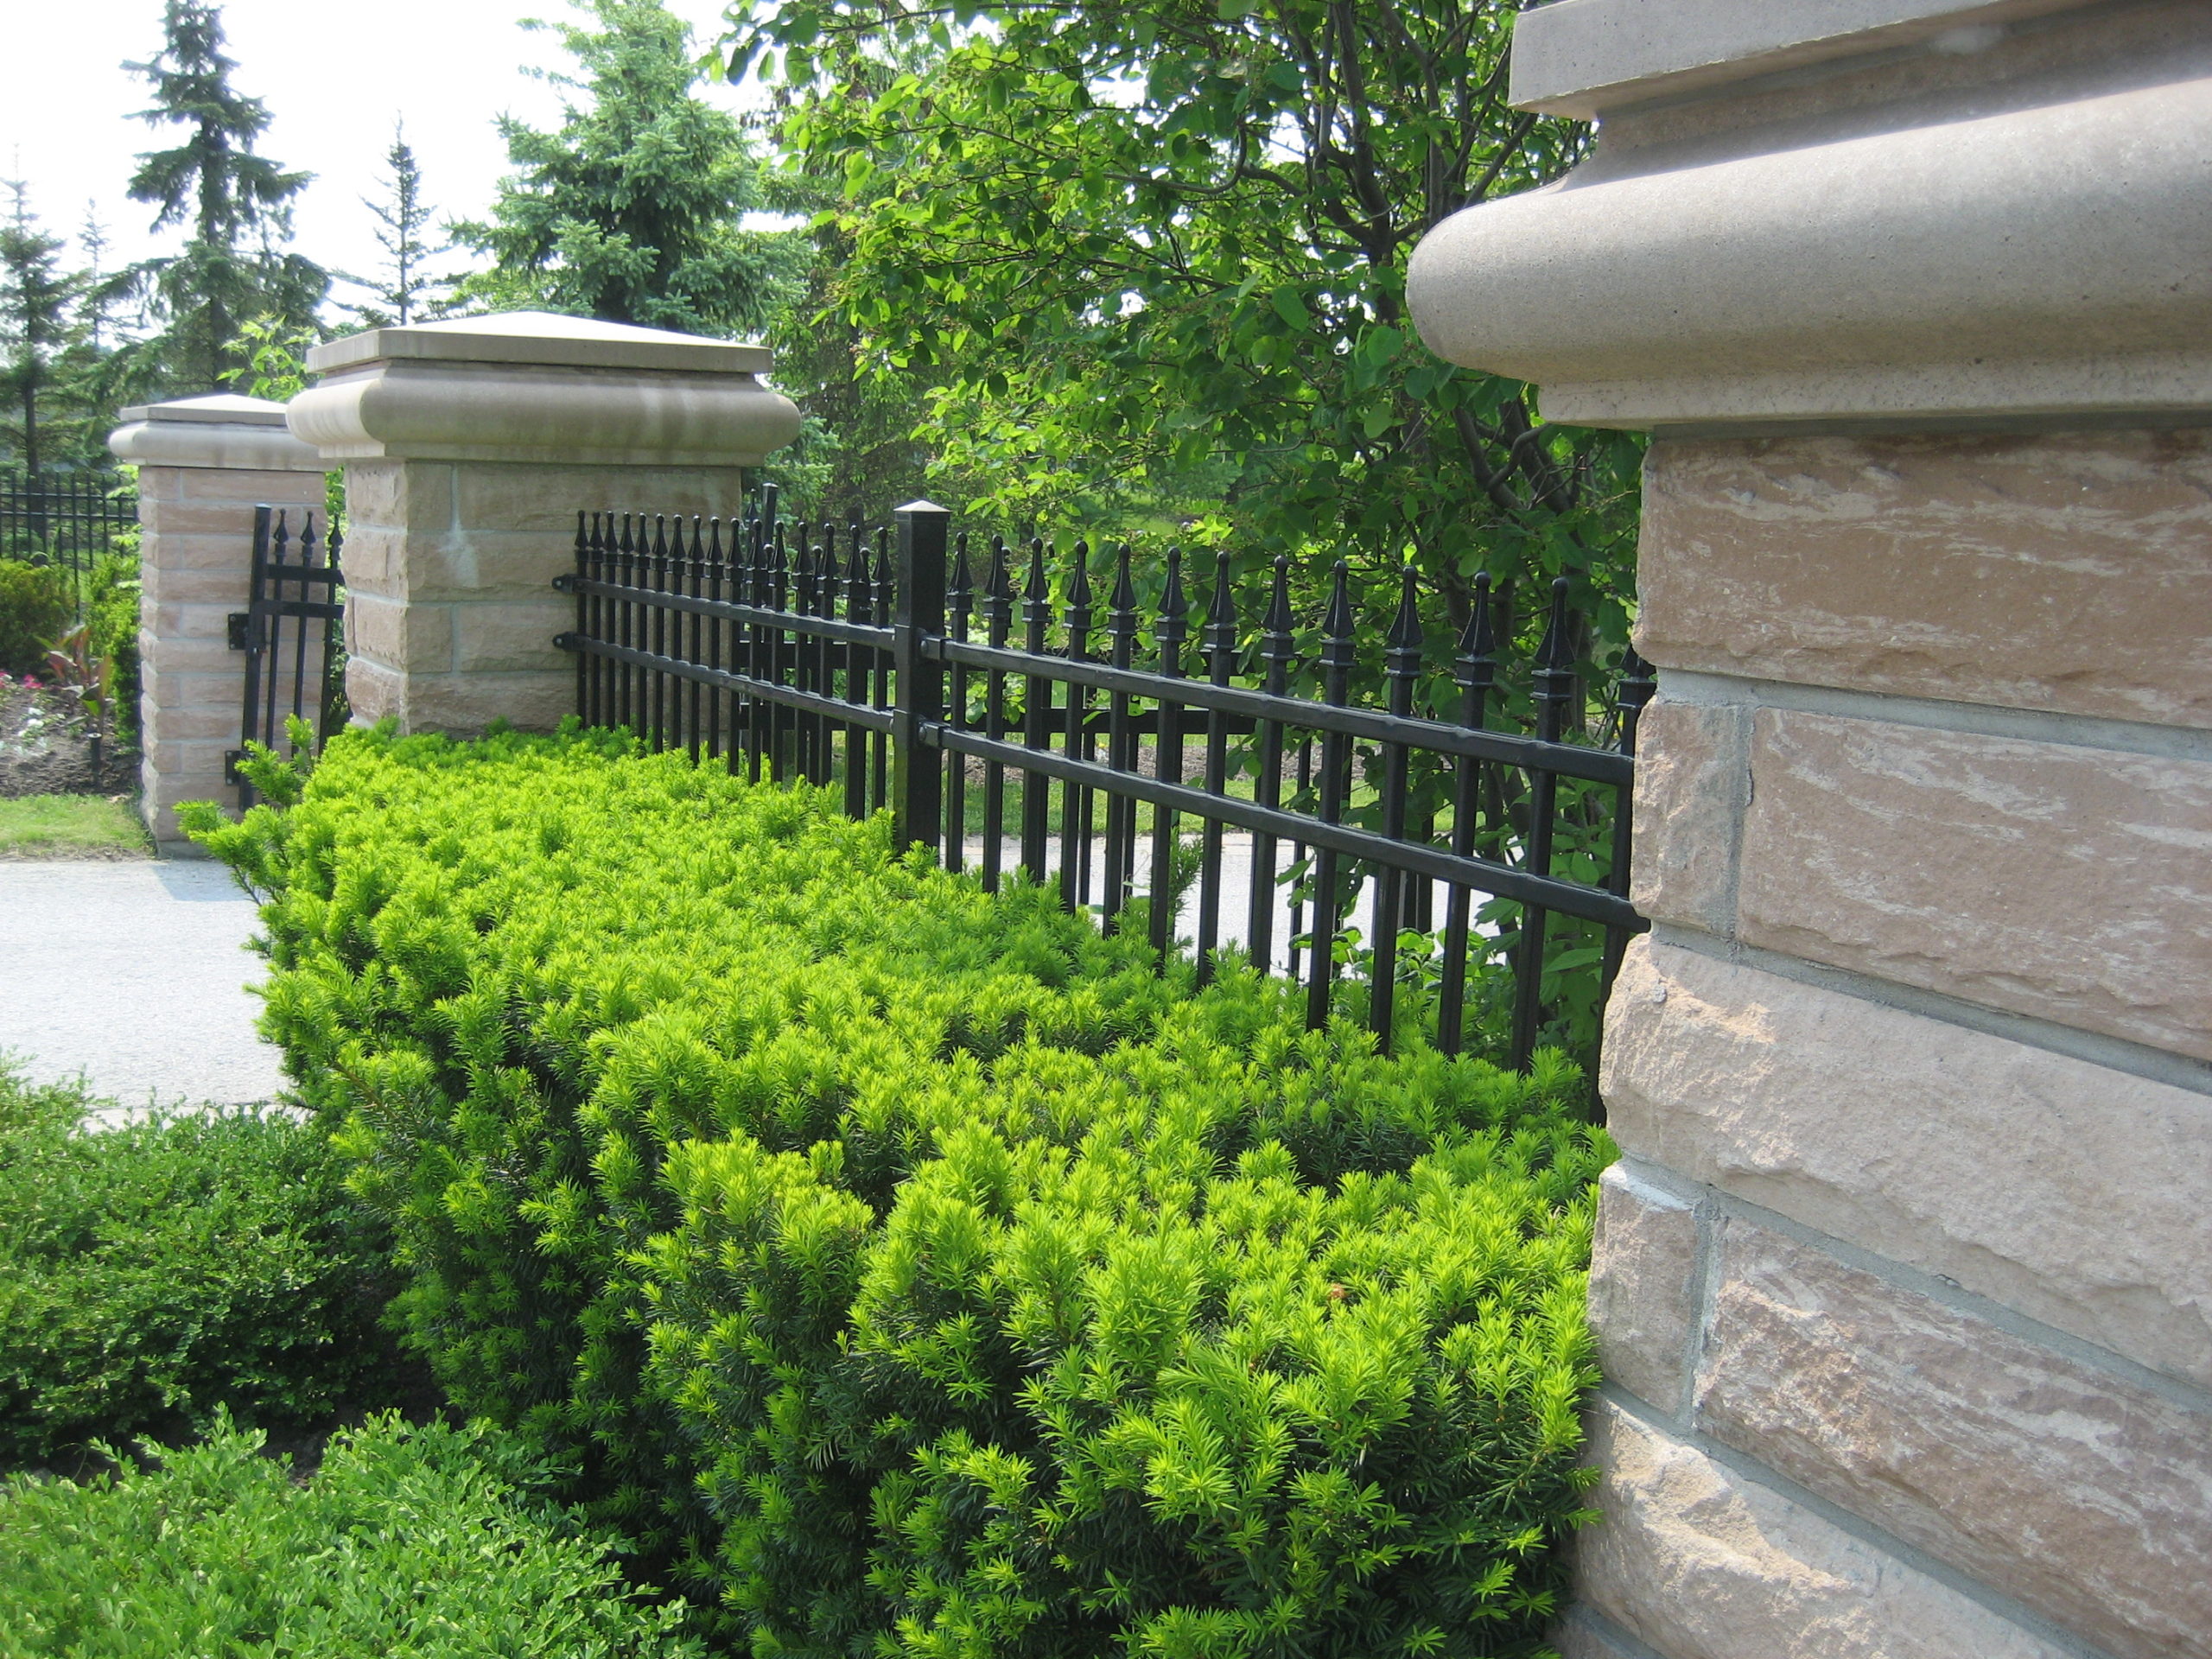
<box><xmin>1625</xmin><ymin>698</ymin><xmax>1748</xmax><ymax>938</ymax></box>
<box><xmin>1603</xmin><ymin>938</ymin><xmax>2212</xmax><ymax>1391</ymax></box>
<box><xmin>340</xmin><ymin>458</ymin><xmax>747</xmax><ymax>735</ymax></box>
<box><xmin>1636</xmin><ymin>430</ymin><xmax>2212</xmax><ymax>729</ymax></box>
<box><xmin>137</xmin><ymin>465</ymin><xmax>326</xmax><ymax>845</ymax></box>
<box><xmin>1588</xmin><ymin>1165</ymin><xmax>1701</xmax><ymax>1414</ymax></box>
<box><xmin>1576</xmin><ymin>1399</ymin><xmax>2072</xmax><ymax>1659</ymax></box>
<box><xmin>1735</xmin><ymin>707</ymin><xmax>2212</xmax><ymax>1059</ymax></box>
<box><xmin>1695</xmin><ymin>1219</ymin><xmax>2212</xmax><ymax>1659</ymax></box>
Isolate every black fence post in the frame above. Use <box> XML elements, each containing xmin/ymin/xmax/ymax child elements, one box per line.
<box><xmin>893</xmin><ymin>500</ymin><xmax>950</xmax><ymax>855</ymax></box>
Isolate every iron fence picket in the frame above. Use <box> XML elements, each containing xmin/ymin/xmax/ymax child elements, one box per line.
<box><xmin>553</xmin><ymin>498</ymin><xmax>1649</xmax><ymax>1073</ymax></box>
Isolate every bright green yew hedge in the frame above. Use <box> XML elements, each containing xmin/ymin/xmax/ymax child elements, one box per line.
<box><xmin>185</xmin><ymin>723</ymin><xmax>1608</xmax><ymax>1659</ymax></box>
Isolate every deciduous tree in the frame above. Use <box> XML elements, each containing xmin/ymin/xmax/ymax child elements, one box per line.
<box><xmin>728</xmin><ymin>0</ymin><xmax>1641</xmax><ymax>650</ymax></box>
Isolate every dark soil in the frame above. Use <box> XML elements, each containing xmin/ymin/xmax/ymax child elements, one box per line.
<box><xmin>0</xmin><ymin>679</ymin><xmax>137</xmax><ymax>799</ymax></box>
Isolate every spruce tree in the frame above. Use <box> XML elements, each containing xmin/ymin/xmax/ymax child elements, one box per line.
<box><xmin>451</xmin><ymin>0</ymin><xmax>797</xmax><ymax>336</ymax></box>
<box><xmin>120</xmin><ymin>0</ymin><xmax>327</xmax><ymax>391</ymax></box>
<box><xmin>345</xmin><ymin>123</ymin><xmax>450</xmax><ymax>327</ymax></box>
<box><xmin>0</xmin><ymin>183</ymin><xmax>84</xmax><ymax>478</ymax></box>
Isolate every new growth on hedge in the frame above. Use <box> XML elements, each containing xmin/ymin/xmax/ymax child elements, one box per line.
<box><xmin>186</xmin><ymin>723</ymin><xmax>1609</xmax><ymax>1659</ymax></box>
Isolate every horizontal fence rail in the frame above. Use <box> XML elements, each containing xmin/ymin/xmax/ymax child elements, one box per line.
<box><xmin>0</xmin><ymin>470</ymin><xmax>137</xmax><ymax>577</ymax></box>
<box><xmin>555</xmin><ymin>494</ymin><xmax>1651</xmax><ymax>1071</ymax></box>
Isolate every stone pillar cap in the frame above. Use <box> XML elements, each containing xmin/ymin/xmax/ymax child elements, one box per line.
<box><xmin>290</xmin><ymin>308</ymin><xmax>801</xmax><ymax>467</ymax></box>
<box><xmin>1407</xmin><ymin>0</ymin><xmax>2212</xmax><ymax>431</ymax></box>
<box><xmin>306</xmin><ymin>309</ymin><xmax>773</xmax><ymax>378</ymax></box>
<box><xmin>1510</xmin><ymin>0</ymin><xmax>2097</xmax><ymax>119</ymax></box>
<box><xmin>109</xmin><ymin>391</ymin><xmax>331</xmax><ymax>472</ymax></box>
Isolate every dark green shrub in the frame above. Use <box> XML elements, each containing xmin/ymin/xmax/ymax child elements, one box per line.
<box><xmin>0</xmin><ymin>1065</ymin><xmax>403</xmax><ymax>1467</ymax></box>
<box><xmin>0</xmin><ymin>1412</ymin><xmax>703</xmax><ymax>1656</ymax></box>
<box><xmin>86</xmin><ymin>547</ymin><xmax>141</xmax><ymax>737</ymax></box>
<box><xmin>187</xmin><ymin>725</ymin><xmax>1608</xmax><ymax>1658</ymax></box>
<box><xmin>0</xmin><ymin>559</ymin><xmax>73</xmax><ymax>677</ymax></box>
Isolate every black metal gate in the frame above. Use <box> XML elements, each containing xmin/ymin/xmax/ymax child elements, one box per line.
<box><xmin>228</xmin><ymin>504</ymin><xmax>345</xmax><ymax>809</ymax></box>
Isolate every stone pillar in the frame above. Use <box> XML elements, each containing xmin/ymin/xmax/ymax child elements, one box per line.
<box><xmin>1408</xmin><ymin>6</ymin><xmax>2210</xmax><ymax>1658</ymax></box>
<box><xmin>108</xmin><ymin>393</ymin><xmax>334</xmax><ymax>854</ymax></box>
<box><xmin>287</xmin><ymin>310</ymin><xmax>800</xmax><ymax>734</ymax></box>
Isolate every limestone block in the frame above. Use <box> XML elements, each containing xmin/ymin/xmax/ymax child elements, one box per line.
<box><xmin>1626</xmin><ymin>698</ymin><xmax>1746</xmax><ymax>937</ymax></box>
<box><xmin>143</xmin><ymin>629</ymin><xmax>238</xmax><ymax>676</ymax></box>
<box><xmin>1590</xmin><ymin>1165</ymin><xmax>1701</xmax><ymax>1414</ymax></box>
<box><xmin>175</xmin><ymin>467</ymin><xmax>325</xmax><ymax>505</ymax></box>
<box><xmin>333</xmin><ymin>524</ymin><xmax>403</xmax><ymax>595</ymax></box>
<box><xmin>345</xmin><ymin>657</ymin><xmax>403</xmax><ymax>726</ymax></box>
<box><xmin>420</xmin><ymin>670</ymin><xmax>572</xmax><ymax>734</ymax></box>
<box><xmin>140</xmin><ymin>566</ymin><xmax>250</xmax><ymax>607</ymax></box>
<box><xmin>1549</xmin><ymin>1607</ymin><xmax>1643</xmax><ymax>1659</ymax></box>
<box><xmin>401</xmin><ymin>529</ymin><xmax>577</xmax><ymax>605</ymax></box>
<box><xmin>347</xmin><ymin>593</ymin><xmax>453</xmax><ymax>675</ymax></box>
<box><xmin>1695</xmin><ymin>1220</ymin><xmax>2212</xmax><ymax>1659</ymax></box>
<box><xmin>1737</xmin><ymin>709</ymin><xmax>2212</xmax><ymax>1059</ymax></box>
<box><xmin>142</xmin><ymin>737</ymin><xmax>234</xmax><ymax>779</ymax></box>
<box><xmin>146</xmin><ymin>530</ymin><xmax>270</xmax><ymax>575</ymax></box>
<box><xmin>1603</xmin><ymin>938</ymin><xmax>2212</xmax><ymax>1389</ymax></box>
<box><xmin>1637</xmin><ymin>432</ymin><xmax>2212</xmax><ymax>728</ymax></box>
<box><xmin>451</xmin><ymin>595</ymin><xmax>573</xmax><ymax>674</ymax></box>
<box><xmin>141</xmin><ymin>499</ymin><xmax>282</xmax><ymax>539</ymax></box>
<box><xmin>338</xmin><ymin>458</ymin><xmax>449</xmax><ymax>533</ymax></box>
<box><xmin>143</xmin><ymin>702</ymin><xmax>247</xmax><ymax>744</ymax></box>
<box><xmin>1577</xmin><ymin>1399</ymin><xmax>2070</xmax><ymax>1659</ymax></box>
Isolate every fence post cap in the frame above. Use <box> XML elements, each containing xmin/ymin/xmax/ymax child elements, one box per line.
<box><xmin>1407</xmin><ymin>0</ymin><xmax>2212</xmax><ymax>430</ymax></box>
<box><xmin>895</xmin><ymin>499</ymin><xmax>950</xmax><ymax>516</ymax></box>
<box><xmin>305</xmin><ymin>309</ymin><xmax>774</xmax><ymax>378</ymax></box>
<box><xmin>108</xmin><ymin>393</ymin><xmax>333</xmax><ymax>473</ymax></box>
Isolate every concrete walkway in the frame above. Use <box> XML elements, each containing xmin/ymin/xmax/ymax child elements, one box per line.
<box><xmin>0</xmin><ymin>859</ymin><xmax>286</xmax><ymax>1111</ymax></box>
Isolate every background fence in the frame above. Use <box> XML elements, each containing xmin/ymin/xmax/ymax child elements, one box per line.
<box><xmin>0</xmin><ymin>471</ymin><xmax>137</xmax><ymax>577</ymax></box>
<box><xmin>555</xmin><ymin>493</ymin><xmax>1650</xmax><ymax>1071</ymax></box>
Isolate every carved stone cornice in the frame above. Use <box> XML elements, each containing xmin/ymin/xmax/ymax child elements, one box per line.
<box><xmin>287</xmin><ymin>310</ymin><xmax>803</xmax><ymax>466</ymax></box>
<box><xmin>108</xmin><ymin>392</ymin><xmax>330</xmax><ymax>473</ymax></box>
<box><xmin>1407</xmin><ymin>0</ymin><xmax>2212</xmax><ymax>431</ymax></box>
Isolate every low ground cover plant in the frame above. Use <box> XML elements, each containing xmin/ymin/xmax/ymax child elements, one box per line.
<box><xmin>0</xmin><ymin>1065</ymin><xmax>402</xmax><ymax>1468</ymax></box>
<box><xmin>0</xmin><ymin>1412</ymin><xmax>703</xmax><ymax>1657</ymax></box>
<box><xmin>186</xmin><ymin>722</ymin><xmax>1609</xmax><ymax>1658</ymax></box>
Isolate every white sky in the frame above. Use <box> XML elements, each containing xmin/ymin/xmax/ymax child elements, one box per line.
<box><xmin>0</xmin><ymin>0</ymin><xmax>768</xmax><ymax>315</ymax></box>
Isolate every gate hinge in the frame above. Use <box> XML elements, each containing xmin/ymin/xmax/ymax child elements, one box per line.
<box><xmin>224</xmin><ymin>748</ymin><xmax>246</xmax><ymax>785</ymax></box>
<box><xmin>226</xmin><ymin>613</ymin><xmax>253</xmax><ymax>651</ymax></box>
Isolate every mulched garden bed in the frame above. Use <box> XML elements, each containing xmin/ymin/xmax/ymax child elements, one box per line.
<box><xmin>0</xmin><ymin>677</ymin><xmax>137</xmax><ymax>800</ymax></box>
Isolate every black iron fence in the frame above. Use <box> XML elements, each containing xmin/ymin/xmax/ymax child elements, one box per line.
<box><xmin>554</xmin><ymin>494</ymin><xmax>1650</xmax><ymax>1070</ymax></box>
<box><xmin>228</xmin><ymin>505</ymin><xmax>346</xmax><ymax>809</ymax></box>
<box><xmin>0</xmin><ymin>470</ymin><xmax>137</xmax><ymax>575</ymax></box>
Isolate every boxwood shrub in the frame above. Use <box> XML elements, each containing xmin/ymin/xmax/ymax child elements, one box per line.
<box><xmin>185</xmin><ymin>723</ymin><xmax>1608</xmax><ymax>1659</ymax></box>
<box><xmin>0</xmin><ymin>1412</ymin><xmax>702</xmax><ymax>1656</ymax></box>
<box><xmin>0</xmin><ymin>1065</ymin><xmax>401</xmax><ymax>1468</ymax></box>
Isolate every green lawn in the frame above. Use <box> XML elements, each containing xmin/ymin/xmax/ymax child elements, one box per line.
<box><xmin>0</xmin><ymin>794</ymin><xmax>152</xmax><ymax>858</ymax></box>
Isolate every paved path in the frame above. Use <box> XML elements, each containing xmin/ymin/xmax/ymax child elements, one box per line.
<box><xmin>0</xmin><ymin>859</ymin><xmax>286</xmax><ymax>1111</ymax></box>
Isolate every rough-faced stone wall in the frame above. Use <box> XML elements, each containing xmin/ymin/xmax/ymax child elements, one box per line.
<box><xmin>110</xmin><ymin>395</ymin><xmax>333</xmax><ymax>852</ymax></box>
<box><xmin>336</xmin><ymin>458</ymin><xmax>750</xmax><ymax>734</ymax></box>
<box><xmin>288</xmin><ymin>311</ymin><xmax>799</xmax><ymax>737</ymax></box>
<box><xmin>1403</xmin><ymin>3</ymin><xmax>2212</xmax><ymax>1651</ymax></box>
<box><xmin>1578</xmin><ymin>430</ymin><xmax>2212</xmax><ymax>1659</ymax></box>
